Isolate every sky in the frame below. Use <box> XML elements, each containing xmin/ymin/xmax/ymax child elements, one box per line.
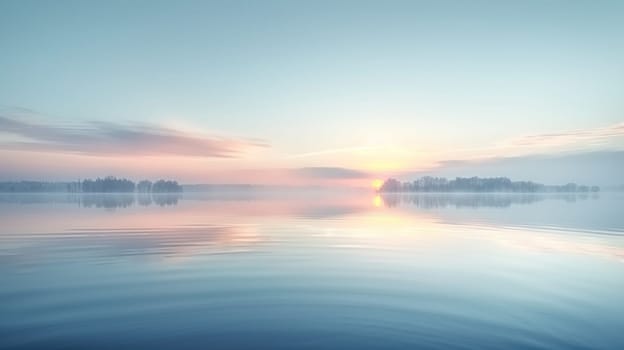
<box><xmin>1</xmin><ymin>0</ymin><xmax>623</xmax><ymax>186</ymax></box>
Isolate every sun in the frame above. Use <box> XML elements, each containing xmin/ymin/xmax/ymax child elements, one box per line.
<box><xmin>371</xmin><ymin>179</ymin><xmax>384</xmax><ymax>190</ymax></box>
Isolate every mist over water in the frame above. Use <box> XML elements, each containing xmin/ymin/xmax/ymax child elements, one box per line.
<box><xmin>1</xmin><ymin>192</ymin><xmax>623</xmax><ymax>349</ymax></box>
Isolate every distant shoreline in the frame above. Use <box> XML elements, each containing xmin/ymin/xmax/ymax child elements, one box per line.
<box><xmin>0</xmin><ymin>190</ymin><xmax>613</xmax><ymax>195</ymax></box>
<box><xmin>377</xmin><ymin>176</ymin><xmax>600</xmax><ymax>194</ymax></box>
<box><xmin>0</xmin><ymin>177</ymin><xmax>182</xmax><ymax>194</ymax></box>
<box><xmin>0</xmin><ymin>175</ymin><xmax>617</xmax><ymax>194</ymax></box>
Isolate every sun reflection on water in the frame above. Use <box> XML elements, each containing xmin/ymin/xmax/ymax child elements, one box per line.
<box><xmin>373</xmin><ymin>195</ymin><xmax>383</xmax><ymax>207</ymax></box>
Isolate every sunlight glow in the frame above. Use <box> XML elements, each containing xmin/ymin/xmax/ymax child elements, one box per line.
<box><xmin>372</xmin><ymin>179</ymin><xmax>384</xmax><ymax>190</ymax></box>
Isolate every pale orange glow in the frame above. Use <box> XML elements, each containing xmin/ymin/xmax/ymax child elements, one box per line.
<box><xmin>372</xmin><ymin>179</ymin><xmax>384</xmax><ymax>190</ymax></box>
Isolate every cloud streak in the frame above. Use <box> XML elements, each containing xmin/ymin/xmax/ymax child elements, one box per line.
<box><xmin>421</xmin><ymin>122</ymin><xmax>624</xmax><ymax>167</ymax></box>
<box><xmin>283</xmin><ymin>146</ymin><xmax>380</xmax><ymax>159</ymax></box>
<box><xmin>503</xmin><ymin>122</ymin><xmax>624</xmax><ymax>149</ymax></box>
<box><xmin>294</xmin><ymin>167</ymin><xmax>370</xmax><ymax>179</ymax></box>
<box><xmin>0</xmin><ymin>115</ymin><xmax>268</xmax><ymax>158</ymax></box>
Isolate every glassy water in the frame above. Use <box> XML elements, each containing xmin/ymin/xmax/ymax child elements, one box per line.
<box><xmin>1</xmin><ymin>192</ymin><xmax>623</xmax><ymax>349</ymax></box>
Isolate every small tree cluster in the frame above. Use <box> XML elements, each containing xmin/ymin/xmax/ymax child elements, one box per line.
<box><xmin>81</xmin><ymin>176</ymin><xmax>135</xmax><ymax>193</ymax></box>
<box><xmin>152</xmin><ymin>180</ymin><xmax>183</xmax><ymax>193</ymax></box>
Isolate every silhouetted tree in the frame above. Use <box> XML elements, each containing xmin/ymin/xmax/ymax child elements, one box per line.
<box><xmin>137</xmin><ymin>180</ymin><xmax>152</xmax><ymax>193</ymax></box>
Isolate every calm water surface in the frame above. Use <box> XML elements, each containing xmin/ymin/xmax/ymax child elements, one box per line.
<box><xmin>1</xmin><ymin>192</ymin><xmax>623</xmax><ymax>349</ymax></box>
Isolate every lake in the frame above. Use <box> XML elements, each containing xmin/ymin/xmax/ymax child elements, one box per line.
<box><xmin>1</xmin><ymin>192</ymin><xmax>623</xmax><ymax>349</ymax></box>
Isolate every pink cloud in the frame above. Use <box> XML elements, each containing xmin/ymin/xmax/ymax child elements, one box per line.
<box><xmin>0</xmin><ymin>115</ymin><xmax>267</xmax><ymax>158</ymax></box>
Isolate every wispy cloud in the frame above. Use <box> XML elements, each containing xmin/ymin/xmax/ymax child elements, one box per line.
<box><xmin>0</xmin><ymin>114</ymin><xmax>268</xmax><ymax>158</ymax></box>
<box><xmin>294</xmin><ymin>167</ymin><xmax>370</xmax><ymax>179</ymax></box>
<box><xmin>503</xmin><ymin>122</ymin><xmax>624</xmax><ymax>149</ymax></box>
<box><xmin>283</xmin><ymin>146</ymin><xmax>380</xmax><ymax>159</ymax></box>
<box><xmin>421</xmin><ymin>122</ymin><xmax>624</xmax><ymax>167</ymax></box>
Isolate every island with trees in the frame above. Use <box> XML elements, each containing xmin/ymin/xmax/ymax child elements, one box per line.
<box><xmin>0</xmin><ymin>176</ymin><xmax>183</xmax><ymax>193</ymax></box>
<box><xmin>378</xmin><ymin>176</ymin><xmax>600</xmax><ymax>193</ymax></box>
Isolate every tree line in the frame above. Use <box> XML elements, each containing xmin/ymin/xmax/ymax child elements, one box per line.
<box><xmin>378</xmin><ymin>176</ymin><xmax>600</xmax><ymax>193</ymax></box>
<box><xmin>0</xmin><ymin>176</ymin><xmax>183</xmax><ymax>193</ymax></box>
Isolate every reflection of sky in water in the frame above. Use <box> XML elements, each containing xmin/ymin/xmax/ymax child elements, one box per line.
<box><xmin>1</xmin><ymin>193</ymin><xmax>623</xmax><ymax>349</ymax></box>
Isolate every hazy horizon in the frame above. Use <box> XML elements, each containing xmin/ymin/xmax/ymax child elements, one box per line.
<box><xmin>1</xmin><ymin>150</ymin><xmax>622</xmax><ymax>187</ymax></box>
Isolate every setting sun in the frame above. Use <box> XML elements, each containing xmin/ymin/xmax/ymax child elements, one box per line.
<box><xmin>372</xmin><ymin>179</ymin><xmax>384</xmax><ymax>190</ymax></box>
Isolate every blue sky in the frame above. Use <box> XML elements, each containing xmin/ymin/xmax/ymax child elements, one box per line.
<box><xmin>1</xmin><ymin>0</ymin><xmax>623</xmax><ymax>185</ymax></box>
